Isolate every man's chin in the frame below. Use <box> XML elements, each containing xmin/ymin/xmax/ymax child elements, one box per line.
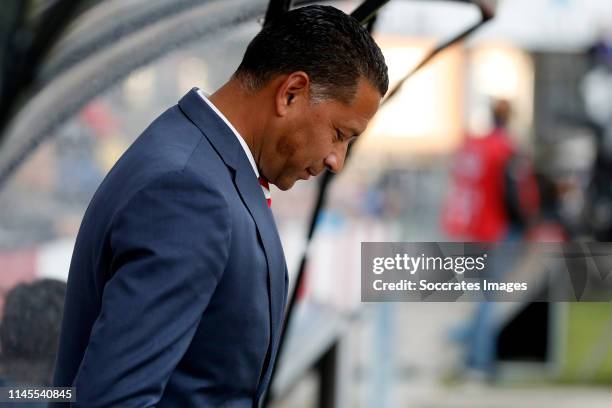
<box><xmin>272</xmin><ymin>176</ymin><xmax>298</xmax><ymax>191</ymax></box>
<box><xmin>274</xmin><ymin>180</ymin><xmax>294</xmax><ymax>191</ymax></box>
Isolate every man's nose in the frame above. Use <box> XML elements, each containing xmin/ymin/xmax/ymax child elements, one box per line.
<box><xmin>324</xmin><ymin>143</ymin><xmax>349</xmax><ymax>174</ymax></box>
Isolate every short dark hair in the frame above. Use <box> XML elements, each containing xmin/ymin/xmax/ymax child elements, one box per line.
<box><xmin>0</xmin><ymin>279</ymin><xmax>66</xmax><ymax>385</ymax></box>
<box><xmin>234</xmin><ymin>5</ymin><xmax>388</xmax><ymax>103</ymax></box>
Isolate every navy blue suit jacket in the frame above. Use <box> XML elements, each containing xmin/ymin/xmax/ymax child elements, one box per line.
<box><xmin>52</xmin><ymin>89</ymin><xmax>288</xmax><ymax>407</ymax></box>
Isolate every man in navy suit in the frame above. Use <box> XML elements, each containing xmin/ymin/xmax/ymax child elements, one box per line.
<box><xmin>52</xmin><ymin>5</ymin><xmax>388</xmax><ymax>407</ymax></box>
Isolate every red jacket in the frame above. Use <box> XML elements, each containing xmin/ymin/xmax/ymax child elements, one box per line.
<box><xmin>442</xmin><ymin>129</ymin><xmax>515</xmax><ymax>241</ymax></box>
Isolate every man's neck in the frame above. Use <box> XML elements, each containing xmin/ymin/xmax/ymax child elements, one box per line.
<box><xmin>208</xmin><ymin>81</ymin><xmax>266</xmax><ymax>170</ymax></box>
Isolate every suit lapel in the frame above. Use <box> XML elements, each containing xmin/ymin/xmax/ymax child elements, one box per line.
<box><xmin>177</xmin><ymin>88</ymin><xmax>287</xmax><ymax>363</ymax></box>
<box><xmin>233</xmin><ymin>168</ymin><xmax>286</xmax><ymax>337</ymax></box>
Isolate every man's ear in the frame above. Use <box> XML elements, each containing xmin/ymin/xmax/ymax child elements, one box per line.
<box><xmin>275</xmin><ymin>71</ymin><xmax>310</xmax><ymax>117</ymax></box>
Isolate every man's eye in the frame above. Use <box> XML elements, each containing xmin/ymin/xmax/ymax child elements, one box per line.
<box><xmin>335</xmin><ymin>129</ymin><xmax>343</xmax><ymax>142</ymax></box>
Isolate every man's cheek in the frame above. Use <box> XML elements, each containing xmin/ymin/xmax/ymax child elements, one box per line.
<box><xmin>275</xmin><ymin>135</ymin><xmax>298</xmax><ymax>157</ymax></box>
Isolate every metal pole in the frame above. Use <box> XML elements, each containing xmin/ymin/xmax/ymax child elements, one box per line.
<box><xmin>264</xmin><ymin>0</ymin><xmax>293</xmax><ymax>25</ymax></box>
<box><xmin>0</xmin><ymin>0</ymin><xmax>88</xmax><ymax>136</ymax></box>
<box><xmin>264</xmin><ymin>1</ymin><xmax>497</xmax><ymax>406</ymax></box>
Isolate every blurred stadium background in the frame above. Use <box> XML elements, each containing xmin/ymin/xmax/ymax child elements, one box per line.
<box><xmin>1</xmin><ymin>0</ymin><xmax>612</xmax><ymax>407</ymax></box>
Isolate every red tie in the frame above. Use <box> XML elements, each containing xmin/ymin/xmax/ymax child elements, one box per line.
<box><xmin>258</xmin><ymin>177</ymin><xmax>272</xmax><ymax>208</ymax></box>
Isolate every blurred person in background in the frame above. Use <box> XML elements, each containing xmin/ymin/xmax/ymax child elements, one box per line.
<box><xmin>443</xmin><ymin>99</ymin><xmax>539</xmax><ymax>378</ymax></box>
<box><xmin>582</xmin><ymin>33</ymin><xmax>612</xmax><ymax>240</ymax></box>
<box><xmin>0</xmin><ymin>279</ymin><xmax>66</xmax><ymax>388</ymax></box>
<box><xmin>442</xmin><ymin>99</ymin><xmax>538</xmax><ymax>242</ymax></box>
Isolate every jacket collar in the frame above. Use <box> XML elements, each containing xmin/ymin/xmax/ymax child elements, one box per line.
<box><xmin>178</xmin><ymin>88</ymin><xmax>246</xmax><ymax>172</ymax></box>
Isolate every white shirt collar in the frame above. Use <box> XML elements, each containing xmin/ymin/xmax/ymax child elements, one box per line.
<box><xmin>196</xmin><ymin>89</ymin><xmax>259</xmax><ymax>178</ymax></box>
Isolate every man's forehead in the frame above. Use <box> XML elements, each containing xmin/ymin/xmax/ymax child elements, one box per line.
<box><xmin>340</xmin><ymin>82</ymin><xmax>381</xmax><ymax>131</ymax></box>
